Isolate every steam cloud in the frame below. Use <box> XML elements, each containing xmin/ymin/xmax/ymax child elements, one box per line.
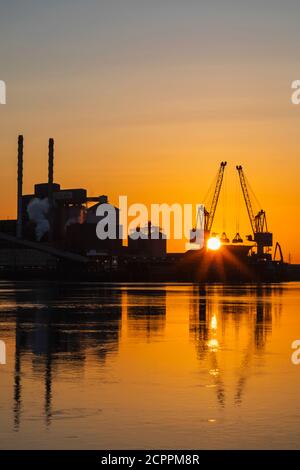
<box><xmin>27</xmin><ymin>198</ymin><xmax>50</xmax><ymax>241</ymax></box>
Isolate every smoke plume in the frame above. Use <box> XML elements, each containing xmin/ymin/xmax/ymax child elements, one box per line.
<box><xmin>27</xmin><ymin>198</ymin><xmax>50</xmax><ymax>241</ymax></box>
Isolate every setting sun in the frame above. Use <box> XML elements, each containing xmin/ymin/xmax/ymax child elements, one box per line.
<box><xmin>207</xmin><ymin>237</ymin><xmax>221</xmax><ymax>251</ymax></box>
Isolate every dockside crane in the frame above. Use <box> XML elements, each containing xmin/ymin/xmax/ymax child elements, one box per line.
<box><xmin>236</xmin><ymin>165</ymin><xmax>273</xmax><ymax>258</ymax></box>
<box><xmin>204</xmin><ymin>161</ymin><xmax>227</xmax><ymax>235</ymax></box>
<box><xmin>191</xmin><ymin>161</ymin><xmax>227</xmax><ymax>245</ymax></box>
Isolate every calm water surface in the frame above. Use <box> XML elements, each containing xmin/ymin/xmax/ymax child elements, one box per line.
<box><xmin>0</xmin><ymin>281</ymin><xmax>300</xmax><ymax>449</ymax></box>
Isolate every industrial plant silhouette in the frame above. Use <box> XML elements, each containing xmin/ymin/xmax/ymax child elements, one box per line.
<box><xmin>0</xmin><ymin>136</ymin><xmax>297</xmax><ymax>282</ymax></box>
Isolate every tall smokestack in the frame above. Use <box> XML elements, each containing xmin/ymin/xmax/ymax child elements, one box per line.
<box><xmin>16</xmin><ymin>135</ymin><xmax>23</xmax><ymax>239</ymax></box>
<box><xmin>48</xmin><ymin>138</ymin><xmax>54</xmax><ymax>188</ymax></box>
<box><xmin>48</xmin><ymin>138</ymin><xmax>54</xmax><ymax>241</ymax></box>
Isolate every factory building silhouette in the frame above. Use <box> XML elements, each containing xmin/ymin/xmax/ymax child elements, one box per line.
<box><xmin>0</xmin><ymin>136</ymin><xmax>169</xmax><ymax>277</ymax></box>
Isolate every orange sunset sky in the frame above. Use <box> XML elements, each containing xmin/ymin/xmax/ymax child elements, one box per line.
<box><xmin>0</xmin><ymin>1</ymin><xmax>300</xmax><ymax>260</ymax></box>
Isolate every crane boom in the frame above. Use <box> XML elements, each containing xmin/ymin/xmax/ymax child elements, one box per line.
<box><xmin>236</xmin><ymin>164</ymin><xmax>272</xmax><ymax>257</ymax></box>
<box><xmin>205</xmin><ymin>161</ymin><xmax>227</xmax><ymax>232</ymax></box>
<box><xmin>236</xmin><ymin>165</ymin><xmax>256</xmax><ymax>234</ymax></box>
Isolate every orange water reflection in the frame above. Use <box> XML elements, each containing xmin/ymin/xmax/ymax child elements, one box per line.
<box><xmin>0</xmin><ymin>282</ymin><xmax>299</xmax><ymax>449</ymax></box>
